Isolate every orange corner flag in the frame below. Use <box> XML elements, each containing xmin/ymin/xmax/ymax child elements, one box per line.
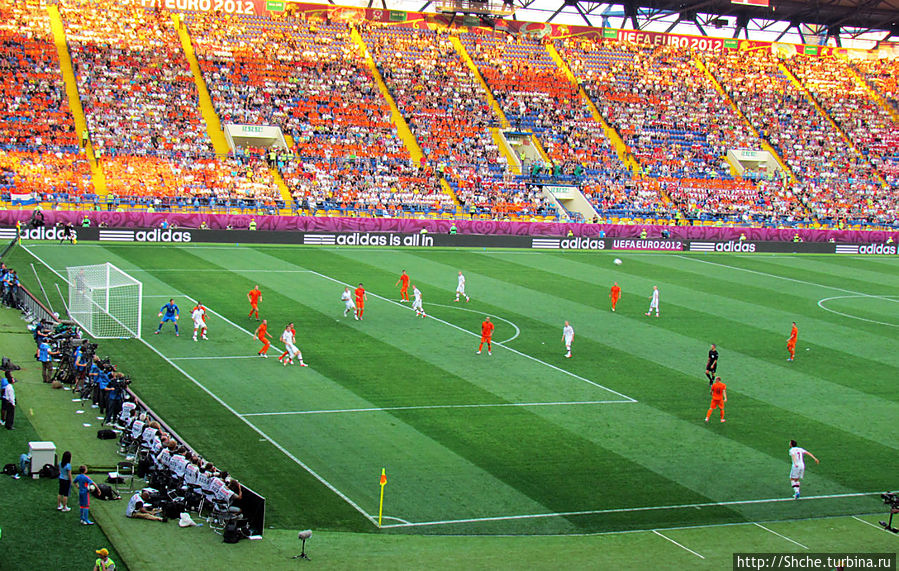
<box><xmin>380</xmin><ymin>468</ymin><xmax>387</xmax><ymax>486</ymax></box>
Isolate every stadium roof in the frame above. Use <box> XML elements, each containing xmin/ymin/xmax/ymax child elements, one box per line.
<box><xmin>358</xmin><ymin>0</ymin><xmax>899</xmax><ymax>46</ymax></box>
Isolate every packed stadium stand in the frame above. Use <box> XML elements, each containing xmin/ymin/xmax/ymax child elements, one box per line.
<box><xmin>0</xmin><ymin>0</ymin><xmax>92</xmax><ymax>200</ymax></box>
<box><xmin>61</xmin><ymin>0</ymin><xmax>281</xmax><ymax>208</ymax></box>
<box><xmin>0</xmin><ymin>0</ymin><xmax>897</xmax><ymax>228</ymax></box>
<box><xmin>703</xmin><ymin>48</ymin><xmax>895</xmax><ymax>225</ymax></box>
<box><xmin>460</xmin><ymin>33</ymin><xmax>648</xmax><ymax>219</ymax></box>
<box><xmin>185</xmin><ymin>13</ymin><xmax>454</xmax><ymax>217</ymax></box>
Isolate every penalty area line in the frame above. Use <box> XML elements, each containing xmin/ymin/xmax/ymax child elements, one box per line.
<box><xmin>652</xmin><ymin>530</ymin><xmax>705</xmax><ymax>559</ymax></box>
<box><xmin>675</xmin><ymin>255</ymin><xmax>899</xmax><ymax>303</ymax></box>
<box><xmin>18</xmin><ymin>245</ymin><xmax>379</xmax><ymax>528</ymax></box>
<box><xmin>307</xmin><ymin>270</ymin><xmax>637</xmax><ymax>404</ymax></box>
<box><xmin>376</xmin><ymin>491</ymin><xmax>880</xmax><ymax>529</ymax></box>
<box><xmin>753</xmin><ymin>522</ymin><xmax>808</xmax><ymax>549</ymax></box>
<box><xmin>240</xmin><ymin>400</ymin><xmax>634</xmax><ymax>417</ymax></box>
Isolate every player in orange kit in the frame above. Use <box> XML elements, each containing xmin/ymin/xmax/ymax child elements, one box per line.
<box><xmin>395</xmin><ymin>270</ymin><xmax>410</xmax><ymax>302</ymax></box>
<box><xmin>786</xmin><ymin>322</ymin><xmax>798</xmax><ymax>361</ymax></box>
<box><xmin>477</xmin><ymin>317</ymin><xmax>494</xmax><ymax>355</ymax></box>
<box><xmin>247</xmin><ymin>285</ymin><xmax>262</xmax><ymax>320</ymax></box>
<box><xmin>609</xmin><ymin>282</ymin><xmax>621</xmax><ymax>312</ymax></box>
<box><xmin>705</xmin><ymin>376</ymin><xmax>727</xmax><ymax>423</ymax></box>
<box><xmin>255</xmin><ymin>319</ymin><xmax>272</xmax><ymax>357</ymax></box>
<box><xmin>354</xmin><ymin>283</ymin><xmax>367</xmax><ymax>320</ymax></box>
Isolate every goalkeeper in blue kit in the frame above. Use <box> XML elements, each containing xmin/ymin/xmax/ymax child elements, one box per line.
<box><xmin>155</xmin><ymin>299</ymin><xmax>180</xmax><ymax>336</ymax></box>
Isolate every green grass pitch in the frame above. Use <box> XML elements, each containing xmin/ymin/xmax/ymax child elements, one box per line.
<box><xmin>9</xmin><ymin>243</ymin><xmax>898</xmax><ymax>537</ymax></box>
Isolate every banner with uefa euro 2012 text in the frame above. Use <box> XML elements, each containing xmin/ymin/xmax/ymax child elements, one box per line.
<box><xmin>131</xmin><ymin>0</ymin><xmax>272</xmax><ymax>16</ymax></box>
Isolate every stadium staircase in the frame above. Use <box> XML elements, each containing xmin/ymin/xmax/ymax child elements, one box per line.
<box><xmin>449</xmin><ymin>37</ymin><xmax>522</xmax><ymax>175</ymax></box>
<box><xmin>172</xmin><ymin>14</ymin><xmax>229</xmax><ymax>157</ymax></box>
<box><xmin>47</xmin><ymin>4</ymin><xmax>107</xmax><ymax>196</ymax></box>
<box><xmin>174</xmin><ymin>14</ymin><xmax>293</xmax><ymax>209</ymax></box>
<box><xmin>545</xmin><ymin>43</ymin><xmax>640</xmax><ymax>175</ymax></box>
<box><xmin>694</xmin><ymin>57</ymin><xmax>796</xmax><ymax>183</ymax></box>
<box><xmin>351</xmin><ymin>26</ymin><xmax>459</xmax><ymax>209</ymax></box>
<box><xmin>844</xmin><ymin>64</ymin><xmax>899</xmax><ymax>123</ymax></box>
<box><xmin>780</xmin><ymin>61</ymin><xmax>888</xmax><ymax>187</ymax></box>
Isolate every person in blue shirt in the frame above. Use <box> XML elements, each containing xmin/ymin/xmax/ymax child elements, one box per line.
<box><xmin>72</xmin><ymin>465</ymin><xmax>96</xmax><ymax>525</ymax></box>
<box><xmin>155</xmin><ymin>299</ymin><xmax>179</xmax><ymax>336</ymax></box>
<box><xmin>37</xmin><ymin>340</ymin><xmax>59</xmax><ymax>384</ymax></box>
<box><xmin>74</xmin><ymin>341</ymin><xmax>90</xmax><ymax>392</ymax></box>
<box><xmin>96</xmin><ymin>367</ymin><xmax>110</xmax><ymax>413</ymax></box>
<box><xmin>57</xmin><ymin>450</ymin><xmax>73</xmax><ymax>512</ymax></box>
<box><xmin>103</xmin><ymin>376</ymin><xmax>123</xmax><ymax>426</ymax></box>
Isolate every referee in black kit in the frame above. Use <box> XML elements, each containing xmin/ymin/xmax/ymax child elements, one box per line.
<box><xmin>705</xmin><ymin>344</ymin><xmax>719</xmax><ymax>385</ymax></box>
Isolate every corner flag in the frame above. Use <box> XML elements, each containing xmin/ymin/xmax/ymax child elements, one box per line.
<box><xmin>378</xmin><ymin>468</ymin><xmax>387</xmax><ymax>527</ymax></box>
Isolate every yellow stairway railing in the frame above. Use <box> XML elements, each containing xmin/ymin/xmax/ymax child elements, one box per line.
<box><xmin>545</xmin><ymin>43</ymin><xmax>639</xmax><ymax>174</ymax></box>
<box><xmin>450</xmin><ymin>36</ymin><xmax>511</xmax><ymax>129</ymax></box>
<box><xmin>47</xmin><ymin>5</ymin><xmax>107</xmax><ymax>196</ymax></box>
<box><xmin>172</xmin><ymin>13</ymin><xmax>229</xmax><ymax>156</ymax></box>
<box><xmin>780</xmin><ymin>61</ymin><xmax>887</xmax><ymax>187</ymax></box>
<box><xmin>350</xmin><ymin>26</ymin><xmax>461</xmax><ymax>206</ymax></box>
<box><xmin>695</xmin><ymin>56</ymin><xmax>796</xmax><ymax>182</ymax></box>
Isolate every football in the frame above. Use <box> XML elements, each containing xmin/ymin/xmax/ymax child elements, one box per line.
<box><xmin>614</xmin><ymin>258</ymin><xmax>623</xmax><ymax>265</ymax></box>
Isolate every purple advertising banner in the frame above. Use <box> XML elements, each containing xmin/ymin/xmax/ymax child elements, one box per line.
<box><xmin>0</xmin><ymin>211</ymin><xmax>896</xmax><ymax>244</ymax></box>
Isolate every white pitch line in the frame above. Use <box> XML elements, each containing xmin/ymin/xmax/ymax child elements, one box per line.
<box><xmin>817</xmin><ymin>296</ymin><xmax>899</xmax><ymax>327</ymax></box>
<box><xmin>652</xmin><ymin>530</ymin><xmax>705</xmax><ymax>559</ymax></box>
<box><xmin>428</xmin><ymin>302</ymin><xmax>521</xmax><ymax>343</ymax></box>
<box><xmin>19</xmin><ymin>246</ymin><xmax>379</xmax><ymax>528</ymax></box>
<box><xmin>851</xmin><ymin>515</ymin><xmax>899</xmax><ymax>536</ymax></box>
<box><xmin>171</xmin><ymin>355</ymin><xmax>264</xmax><ymax>361</ymax></box>
<box><xmin>380</xmin><ymin>516</ymin><xmax>413</xmax><ymax>525</ymax></box>
<box><xmin>241</xmin><ymin>400</ymin><xmax>633</xmax><ymax>417</ymax></box>
<box><xmin>130</xmin><ymin>269</ymin><xmax>315</xmax><ymax>273</ymax></box>
<box><xmin>376</xmin><ymin>491</ymin><xmax>879</xmax><ymax>529</ymax></box>
<box><xmin>754</xmin><ymin>522</ymin><xmax>809</xmax><ymax>549</ymax></box>
<box><xmin>675</xmin><ymin>255</ymin><xmax>899</xmax><ymax>303</ymax></box>
<box><xmin>307</xmin><ymin>270</ymin><xmax>636</xmax><ymax>403</ymax></box>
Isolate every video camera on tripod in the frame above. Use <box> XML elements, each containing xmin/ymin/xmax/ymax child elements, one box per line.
<box><xmin>52</xmin><ymin>339</ymin><xmax>97</xmax><ymax>385</ymax></box>
<box><xmin>879</xmin><ymin>492</ymin><xmax>898</xmax><ymax>534</ymax></box>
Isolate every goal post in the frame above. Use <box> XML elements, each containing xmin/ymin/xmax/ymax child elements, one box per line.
<box><xmin>66</xmin><ymin>263</ymin><xmax>142</xmax><ymax>339</ymax></box>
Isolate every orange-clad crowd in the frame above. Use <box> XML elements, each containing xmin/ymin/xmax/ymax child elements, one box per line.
<box><xmin>0</xmin><ymin>0</ymin><xmax>90</xmax><ymax>197</ymax></box>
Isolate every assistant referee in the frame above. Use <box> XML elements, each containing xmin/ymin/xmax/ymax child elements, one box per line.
<box><xmin>705</xmin><ymin>344</ymin><xmax>719</xmax><ymax>385</ymax></box>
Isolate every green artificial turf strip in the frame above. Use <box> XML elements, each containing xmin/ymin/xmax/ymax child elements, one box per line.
<box><xmin>8</xmin><ymin>244</ymin><xmax>897</xmax><ymax>537</ymax></box>
<box><xmin>0</xmin><ymin>310</ymin><xmax>126</xmax><ymax>571</ymax></box>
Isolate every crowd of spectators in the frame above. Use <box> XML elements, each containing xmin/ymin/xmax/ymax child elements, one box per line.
<box><xmin>60</xmin><ymin>0</ymin><xmax>282</xmax><ymax>204</ymax></box>
<box><xmin>360</xmin><ymin>26</ymin><xmax>510</xmax><ymax>212</ymax></box>
<box><xmin>788</xmin><ymin>56</ymin><xmax>899</xmax><ymax>190</ymax></box>
<box><xmin>462</xmin><ymin>33</ymin><xmax>624</xmax><ymax>177</ymax></box>
<box><xmin>559</xmin><ymin>40</ymin><xmax>757</xmax><ymax>180</ymax></box>
<box><xmin>855</xmin><ymin>57</ymin><xmax>899</xmax><ymax>112</ymax></box>
<box><xmin>0</xmin><ymin>0</ymin><xmax>92</xmax><ymax>197</ymax></box>
<box><xmin>63</xmin><ymin>0</ymin><xmax>209</xmax><ymax>158</ymax></box>
<box><xmin>703</xmin><ymin>48</ymin><xmax>892</xmax><ymax>224</ymax></box>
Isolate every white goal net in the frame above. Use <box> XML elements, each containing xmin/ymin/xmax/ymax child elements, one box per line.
<box><xmin>67</xmin><ymin>263</ymin><xmax>142</xmax><ymax>339</ymax></box>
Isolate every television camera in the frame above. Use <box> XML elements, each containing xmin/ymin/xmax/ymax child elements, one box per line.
<box><xmin>880</xmin><ymin>492</ymin><xmax>898</xmax><ymax>534</ymax></box>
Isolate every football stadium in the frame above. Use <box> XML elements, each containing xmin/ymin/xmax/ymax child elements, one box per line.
<box><xmin>0</xmin><ymin>0</ymin><xmax>897</xmax><ymax>568</ymax></box>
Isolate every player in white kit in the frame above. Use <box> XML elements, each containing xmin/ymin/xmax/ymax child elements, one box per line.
<box><xmin>645</xmin><ymin>286</ymin><xmax>660</xmax><ymax>317</ymax></box>
<box><xmin>788</xmin><ymin>439</ymin><xmax>819</xmax><ymax>499</ymax></box>
<box><xmin>562</xmin><ymin>321</ymin><xmax>574</xmax><ymax>358</ymax></box>
<box><xmin>454</xmin><ymin>271</ymin><xmax>470</xmax><ymax>302</ymax></box>
<box><xmin>411</xmin><ymin>285</ymin><xmax>426</xmax><ymax>318</ymax></box>
<box><xmin>341</xmin><ymin>287</ymin><xmax>356</xmax><ymax>317</ymax></box>
<box><xmin>278</xmin><ymin>322</ymin><xmax>308</xmax><ymax>367</ymax></box>
<box><xmin>191</xmin><ymin>303</ymin><xmax>207</xmax><ymax>341</ymax></box>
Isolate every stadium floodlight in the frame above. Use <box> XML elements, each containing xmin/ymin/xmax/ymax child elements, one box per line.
<box><xmin>66</xmin><ymin>263</ymin><xmax>142</xmax><ymax>339</ymax></box>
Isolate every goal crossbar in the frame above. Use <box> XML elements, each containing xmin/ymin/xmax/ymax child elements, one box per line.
<box><xmin>66</xmin><ymin>263</ymin><xmax>142</xmax><ymax>339</ymax></box>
